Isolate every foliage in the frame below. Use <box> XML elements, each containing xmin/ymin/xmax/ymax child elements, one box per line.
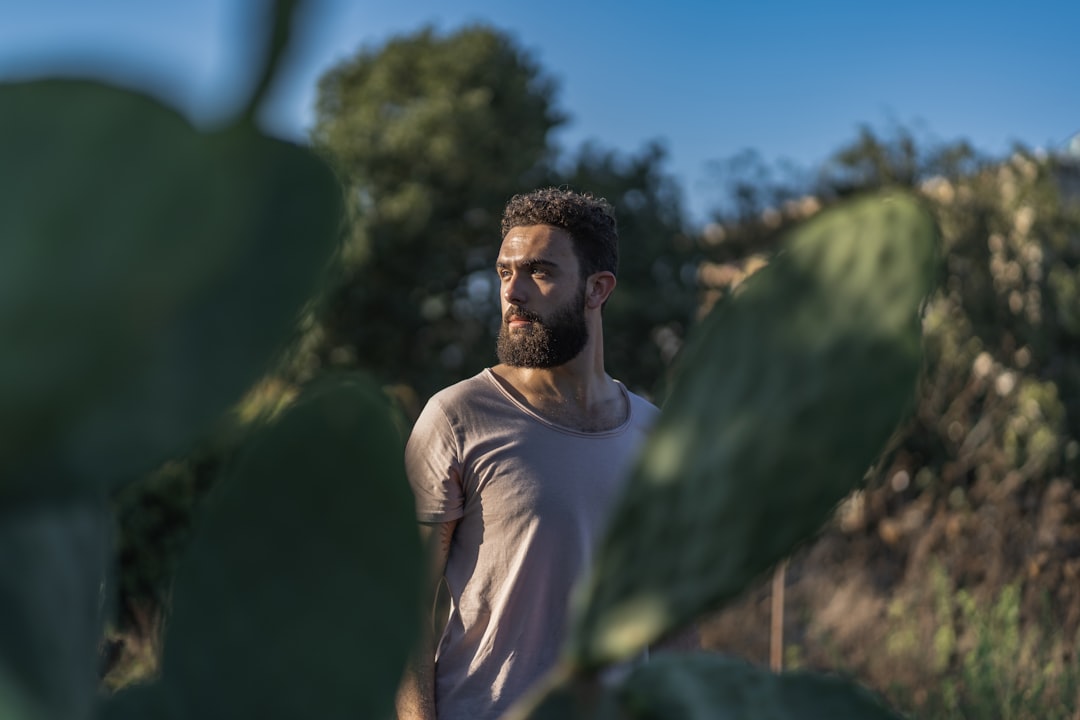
<box><xmin>155</xmin><ymin>376</ymin><xmax>420</xmax><ymax>720</ymax></box>
<box><xmin>110</xmin><ymin>458</ymin><xmax>213</xmax><ymax>623</ymax></box>
<box><xmin>0</xmin><ymin>1</ymin><xmax>402</xmax><ymax>717</ymax></box>
<box><xmin>96</xmin><ymin>376</ymin><xmax>419</xmax><ymax>720</ymax></box>
<box><xmin>699</xmin><ymin>127</ymin><xmax>983</xmax><ymax>266</ymax></box>
<box><xmin>302</xmin><ymin>24</ymin><xmax>562</xmax><ymax>398</ymax></box>
<box><xmin>910</xmin><ymin>151</ymin><xmax>1080</xmax><ymax>494</ymax></box>
<box><xmin>1</xmin><ymin>77</ymin><xmax>341</xmax><ymax>492</ymax></box>
<box><xmin>699</xmin><ymin>129</ymin><xmax>1080</xmax><ymax>719</ymax></box>
<box><xmin>701</xmin><ymin>127</ymin><xmax>1080</xmax><ymax>513</ymax></box>
<box><xmin>885</xmin><ymin>564</ymin><xmax>1080</xmax><ymax>719</ymax></box>
<box><xmin>855</xmin><ymin>140</ymin><xmax>1080</xmax><ymax>715</ymax></box>
<box><xmin>822</xmin><ymin>125</ymin><xmax>979</xmax><ymax>194</ymax></box>
<box><xmin>614</xmin><ymin>654</ymin><xmax>899</xmax><ymax>720</ymax></box>
<box><xmin>300</xmin><ymin>24</ymin><xmax>697</xmax><ymax>400</ymax></box>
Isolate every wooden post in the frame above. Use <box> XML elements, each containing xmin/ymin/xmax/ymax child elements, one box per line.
<box><xmin>770</xmin><ymin>560</ymin><xmax>787</xmax><ymax>672</ymax></box>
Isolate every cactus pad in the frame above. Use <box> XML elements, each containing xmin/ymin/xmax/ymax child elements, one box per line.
<box><xmin>162</xmin><ymin>377</ymin><xmax>421</xmax><ymax>720</ymax></box>
<box><xmin>569</xmin><ymin>192</ymin><xmax>939</xmax><ymax>667</ymax></box>
<box><xmin>0</xmin><ymin>79</ymin><xmax>342</xmax><ymax>490</ymax></box>
<box><xmin>615</xmin><ymin>654</ymin><xmax>903</xmax><ymax>719</ymax></box>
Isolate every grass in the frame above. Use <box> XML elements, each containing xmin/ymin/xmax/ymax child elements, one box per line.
<box><xmin>884</xmin><ymin>563</ymin><xmax>1080</xmax><ymax>719</ymax></box>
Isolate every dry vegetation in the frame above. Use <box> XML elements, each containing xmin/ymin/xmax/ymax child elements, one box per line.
<box><xmin>702</xmin><ymin>150</ymin><xmax>1080</xmax><ymax>718</ymax></box>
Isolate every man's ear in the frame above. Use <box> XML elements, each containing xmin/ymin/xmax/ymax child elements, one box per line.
<box><xmin>586</xmin><ymin>272</ymin><xmax>616</xmax><ymax>309</ymax></box>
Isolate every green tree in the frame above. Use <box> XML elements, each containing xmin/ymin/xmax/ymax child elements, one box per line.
<box><xmin>306</xmin><ymin>25</ymin><xmax>563</xmax><ymax>399</ymax></box>
<box><xmin>301</xmin><ymin>25</ymin><xmax>698</xmax><ymax>402</ymax></box>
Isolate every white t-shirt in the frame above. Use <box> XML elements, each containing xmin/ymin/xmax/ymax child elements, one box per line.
<box><xmin>405</xmin><ymin>369</ymin><xmax>658</xmax><ymax>720</ymax></box>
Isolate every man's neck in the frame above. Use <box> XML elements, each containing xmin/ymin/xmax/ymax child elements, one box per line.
<box><xmin>491</xmin><ymin>349</ymin><xmax>628</xmax><ymax>432</ymax></box>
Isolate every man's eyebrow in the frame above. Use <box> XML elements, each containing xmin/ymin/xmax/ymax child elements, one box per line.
<box><xmin>496</xmin><ymin>258</ymin><xmax>560</xmax><ymax>270</ymax></box>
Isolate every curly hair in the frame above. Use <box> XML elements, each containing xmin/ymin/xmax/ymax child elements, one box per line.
<box><xmin>500</xmin><ymin>187</ymin><xmax>618</xmax><ymax>278</ymax></box>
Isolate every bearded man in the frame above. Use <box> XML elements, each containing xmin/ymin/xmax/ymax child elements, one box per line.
<box><xmin>395</xmin><ymin>188</ymin><xmax>660</xmax><ymax>720</ymax></box>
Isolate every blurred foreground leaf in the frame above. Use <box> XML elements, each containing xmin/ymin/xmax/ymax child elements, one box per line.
<box><xmin>98</xmin><ymin>681</ymin><xmax>174</xmax><ymax>720</ymax></box>
<box><xmin>569</xmin><ymin>192</ymin><xmax>939</xmax><ymax>666</ymax></box>
<box><xmin>0</xmin><ymin>500</ymin><xmax>109</xmax><ymax>720</ymax></box>
<box><xmin>614</xmin><ymin>654</ymin><xmax>903</xmax><ymax>719</ymax></box>
<box><xmin>0</xmin><ymin>79</ymin><xmax>343</xmax><ymax>491</ymax></box>
<box><xmin>162</xmin><ymin>376</ymin><xmax>421</xmax><ymax>720</ymax></box>
<box><xmin>508</xmin><ymin>654</ymin><xmax>902</xmax><ymax>720</ymax></box>
<box><xmin>0</xmin><ymin>668</ymin><xmax>41</xmax><ymax>720</ymax></box>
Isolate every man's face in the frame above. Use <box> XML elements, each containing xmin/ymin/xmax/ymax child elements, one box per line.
<box><xmin>495</xmin><ymin>225</ymin><xmax>589</xmax><ymax>368</ymax></box>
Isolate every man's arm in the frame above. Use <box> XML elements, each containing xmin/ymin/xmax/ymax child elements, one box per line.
<box><xmin>396</xmin><ymin>519</ymin><xmax>458</xmax><ymax>720</ymax></box>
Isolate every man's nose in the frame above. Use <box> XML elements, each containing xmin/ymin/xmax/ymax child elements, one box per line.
<box><xmin>503</xmin><ymin>273</ymin><xmax>528</xmax><ymax>305</ymax></box>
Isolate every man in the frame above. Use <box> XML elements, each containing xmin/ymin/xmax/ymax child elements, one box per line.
<box><xmin>396</xmin><ymin>188</ymin><xmax>660</xmax><ymax>720</ymax></box>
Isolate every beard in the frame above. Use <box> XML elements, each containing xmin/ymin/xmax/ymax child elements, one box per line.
<box><xmin>496</xmin><ymin>285</ymin><xmax>588</xmax><ymax>368</ymax></box>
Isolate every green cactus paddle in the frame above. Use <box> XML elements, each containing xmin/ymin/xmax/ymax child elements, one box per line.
<box><xmin>571</xmin><ymin>191</ymin><xmax>939</xmax><ymax>668</ymax></box>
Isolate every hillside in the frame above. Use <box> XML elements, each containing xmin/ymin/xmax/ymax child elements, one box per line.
<box><xmin>699</xmin><ymin>151</ymin><xmax>1080</xmax><ymax>718</ymax></box>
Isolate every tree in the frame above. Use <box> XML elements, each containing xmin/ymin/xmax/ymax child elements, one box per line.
<box><xmin>306</xmin><ymin>25</ymin><xmax>563</xmax><ymax>399</ymax></box>
<box><xmin>302</xmin><ymin>25</ymin><xmax>699</xmax><ymax>404</ymax></box>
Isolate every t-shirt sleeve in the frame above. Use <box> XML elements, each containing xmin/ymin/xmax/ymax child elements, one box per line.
<box><xmin>404</xmin><ymin>396</ymin><xmax>466</xmax><ymax>523</ymax></box>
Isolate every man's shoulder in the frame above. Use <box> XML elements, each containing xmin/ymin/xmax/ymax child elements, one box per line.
<box><xmin>623</xmin><ymin>386</ymin><xmax>661</xmax><ymax>427</ymax></box>
<box><xmin>624</xmin><ymin>387</ymin><xmax>659</xmax><ymax>410</ymax></box>
<box><xmin>425</xmin><ymin>370</ymin><xmax>497</xmax><ymax>409</ymax></box>
<box><xmin>416</xmin><ymin>370</ymin><xmax>506</xmax><ymax>428</ymax></box>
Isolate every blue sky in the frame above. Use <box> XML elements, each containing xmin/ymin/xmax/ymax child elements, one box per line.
<box><xmin>4</xmin><ymin>0</ymin><xmax>1077</xmax><ymax>222</ymax></box>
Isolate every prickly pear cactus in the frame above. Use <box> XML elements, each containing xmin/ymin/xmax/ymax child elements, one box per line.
<box><xmin>94</xmin><ymin>379</ymin><xmax>423</xmax><ymax>720</ymax></box>
<box><xmin>513</xmin><ymin>654</ymin><xmax>906</xmax><ymax>720</ymax></box>
<box><xmin>149</xmin><ymin>376</ymin><xmax>419</xmax><ymax>720</ymax></box>
<box><xmin>0</xmin><ymin>2</ymin><xmax>402</xmax><ymax>719</ymax></box>
<box><xmin>0</xmin><ymin>0</ymin><xmax>336</xmax><ymax>491</ymax></box>
<box><xmin>614</xmin><ymin>654</ymin><xmax>904</xmax><ymax>719</ymax></box>
<box><xmin>568</xmin><ymin>192</ymin><xmax>938</xmax><ymax>669</ymax></box>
